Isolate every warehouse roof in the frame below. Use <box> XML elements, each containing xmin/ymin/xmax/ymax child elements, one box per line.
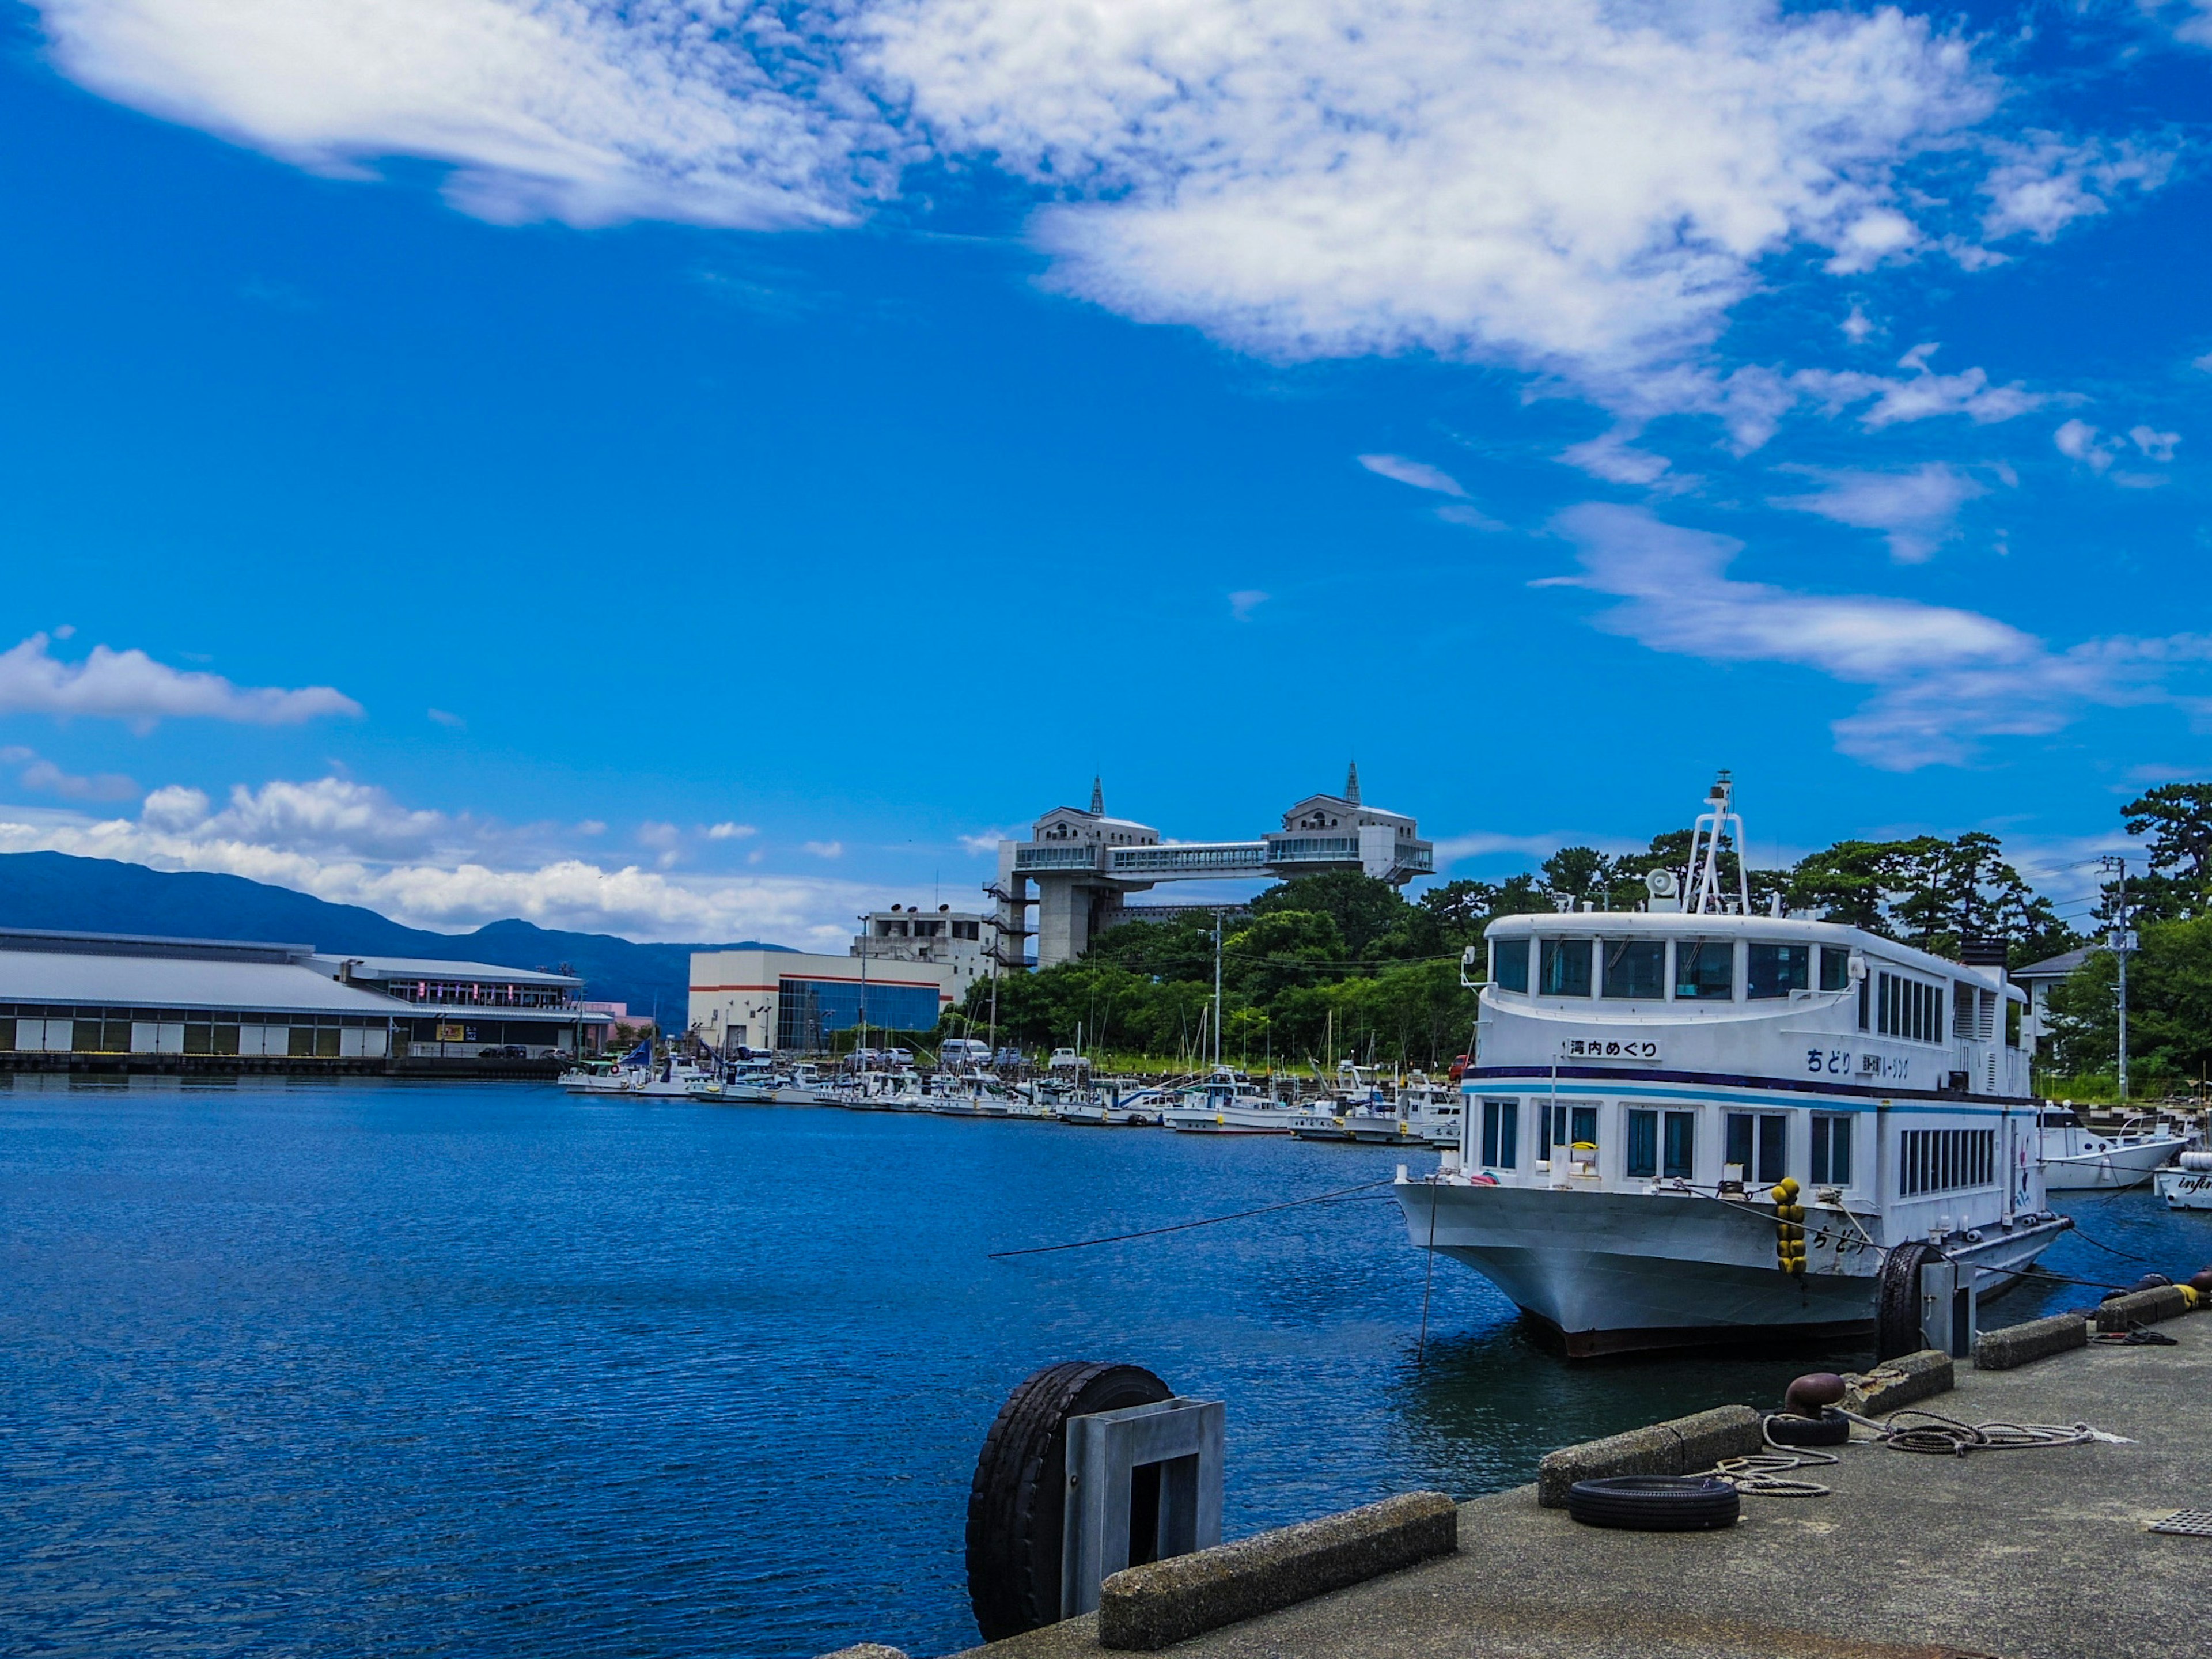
<box><xmin>312</xmin><ymin>954</ymin><xmax>581</xmax><ymax>987</ymax></box>
<box><xmin>0</xmin><ymin>948</ymin><xmax>411</xmax><ymax>1016</ymax></box>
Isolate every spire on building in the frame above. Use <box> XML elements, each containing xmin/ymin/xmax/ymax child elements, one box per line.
<box><xmin>1344</xmin><ymin>760</ymin><xmax>1360</xmax><ymax>805</ymax></box>
<box><xmin>1090</xmin><ymin>777</ymin><xmax>1104</xmax><ymax>816</ymax></box>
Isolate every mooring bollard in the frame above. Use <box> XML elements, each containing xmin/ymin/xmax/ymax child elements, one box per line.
<box><xmin>1061</xmin><ymin>1396</ymin><xmax>1225</xmax><ymax>1619</ymax></box>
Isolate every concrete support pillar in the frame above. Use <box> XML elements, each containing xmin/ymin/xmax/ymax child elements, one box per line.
<box><xmin>1036</xmin><ymin>877</ymin><xmax>1092</xmax><ymax>969</ymax></box>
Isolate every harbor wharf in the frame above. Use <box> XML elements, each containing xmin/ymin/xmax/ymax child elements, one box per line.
<box><xmin>940</xmin><ymin>1309</ymin><xmax>2207</xmax><ymax>1659</ymax></box>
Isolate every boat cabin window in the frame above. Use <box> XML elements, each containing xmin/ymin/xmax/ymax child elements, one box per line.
<box><xmin>1539</xmin><ymin>939</ymin><xmax>1593</xmax><ymax>998</ymax></box>
<box><xmin>1820</xmin><ymin>947</ymin><xmax>1851</xmax><ymax>993</ymax></box>
<box><xmin>1625</xmin><ymin>1109</ymin><xmax>1658</xmax><ymax>1177</ymax></box>
<box><xmin>1550</xmin><ymin>1104</ymin><xmax>1598</xmax><ymax>1147</ymax></box>
<box><xmin>1601</xmin><ymin>940</ymin><xmax>1664</xmax><ymax>999</ymax></box>
<box><xmin>1900</xmin><ymin>1127</ymin><xmax>1994</xmax><ymax>1196</ymax></box>
<box><xmin>1625</xmin><ymin>1110</ymin><xmax>1693</xmax><ymax>1179</ymax></box>
<box><xmin>1810</xmin><ymin>1113</ymin><xmax>1853</xmax><ymax>1186</ymax></box>
<box><xmin>1675</xmin><ymin>940</ymin><xmax>1736</xmax><ymax>1000</ymax></box>
<box><xmin>1725</xmin><ymin>1111</ymin><xmax>1788</xmax><ymax>1185</ymax></box>
<box><xmin>1479</xmin><ymin>1097</ymin><xmax>1519</xmax><ymax>1168</ymax></box>
<box><xmin>1491</xmin><ymin>936</ymin><xmax>1529</xmax><ymax>994</ymax></box>
<box><xmin>1876</xmin><ymin>972</ymin><xmax>1944</xmax><ymax>1044</ymax></box>
<box><xmin>1747</xmin><ymin>942</ymin><xmax>1810</xmax><ymax>999</ymax></box>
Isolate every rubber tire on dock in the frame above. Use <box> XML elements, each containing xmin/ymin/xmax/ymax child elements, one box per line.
<box><xmin>1874</xmin><ymin>1239</ymin><xmax>1937</xmax><ymax>1362</ymax></box>
<box><xmin>1763</xmin><ymin>1408</ymin><xmax>1850</xmax><ymax>1448</ymax></box>
<box><xmin>965</xmin><ymin>1361</ymin><xmax>1172</xmax><ymax>1641</ymax></box>
<box><xmin>1565</xmin><ymin>1475</ymin><xmax>1740</xmax><ymax>1532</ymax></box>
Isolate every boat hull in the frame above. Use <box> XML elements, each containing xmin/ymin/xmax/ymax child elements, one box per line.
<box><xmin>1397</xmin><ymin>1179</ymin><xmax>2065</xmax><ymax>1357</ymax></box>
<box><xmin>2156</xmin><ymin>1168</ymin><xmax>2212</xmax><ymax>1210</ymax></box>
<box><xmin>2039</xmin><ymin>1137</ymin><xmax>2186</xmax><ymax>1190</ymax></box>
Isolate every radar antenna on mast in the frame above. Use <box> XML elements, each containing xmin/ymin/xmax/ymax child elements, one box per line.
<box><xmin>1685</xmin><ymin>770</ymin><xmax>1750</xmax><ymax>916</ymax></box>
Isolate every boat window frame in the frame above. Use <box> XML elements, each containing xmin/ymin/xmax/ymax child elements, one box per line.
<box><xmin>1810</xmin><ymin>1112</ymin><xmax>1853</xmax><ymax>1187</ymax></box>
<box><xmin>1600</xmin><ymin>937</ymin><xmax>1665</xmax><ymax>1000</ymax></box>
<box><xmin>1624</xmin><ymin>1108</ymin><xmax>1659</xmax><ymax>1178</ymax></box>
<box><xmin>1662</xmin><ymin>1109</ymin><xmax>1696</xmax><ymax>1180</ymax></box>
<box><xmin>1479</xmin><ymin>1096</ymin><xmax>1520</xmax><ymax>1169</ymax></box>
<box><xmin>1746</xmin><ymin>941</ymin><xmax>1812</xmax><ymax>1000</ymax></box>
<box><xmin>1539</xmin><ymin>937</ymin><xmax>1594</xmax><ymax>999</ymax></box>
<box><xmin>1490</xmin><ymin>935</ymin><xmax>1530</xmax><ymax>994</ymax></box>
<box><xmin>1674</xmin><ymin>938</ymin><xmax>1737</xmax><ymax>1001</ymax></box>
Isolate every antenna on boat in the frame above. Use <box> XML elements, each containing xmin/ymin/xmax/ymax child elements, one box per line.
<box><xmin>1687</xmin><ymin>770</ymin><xmax>1750</xmax><ymax>915</ymax></box>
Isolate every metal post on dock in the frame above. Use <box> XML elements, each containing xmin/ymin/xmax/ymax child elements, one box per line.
<box><xmin>2100</xmin><ymin>855</ymin><xmax>2135</xmax><ymax>1104</ymax></box>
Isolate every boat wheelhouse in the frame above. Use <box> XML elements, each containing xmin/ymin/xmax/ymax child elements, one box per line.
<box><xmin>1397</xmin><ymin>777</ymin><xmax>2067</xmax><ymax>1357</ymax></box>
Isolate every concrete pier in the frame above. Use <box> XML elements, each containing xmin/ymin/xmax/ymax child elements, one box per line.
<box><xmin>950</xmin><ymin>1311</ymin><xmax>2208</xmax><ymax>1659</ymax></box>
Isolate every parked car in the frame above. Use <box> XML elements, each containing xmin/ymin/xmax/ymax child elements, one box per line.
<box><xmin>478</xmin><ymin>1044</ymin><xmax>530</xmax><ymax>1059</ymax></box>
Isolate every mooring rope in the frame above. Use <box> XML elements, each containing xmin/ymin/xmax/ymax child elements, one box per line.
<box><xmin>987</xmin><ymin>1177</ymin><xmax>1396</xmax><ymax>1259</ymax></box>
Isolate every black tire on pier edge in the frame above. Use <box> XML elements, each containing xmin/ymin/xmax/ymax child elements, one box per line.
<box><xmin>1874</xmin><ymin>1239</ymin><xmax>1937</xmax><ymax>1362</ymax></box>
<box><xmin>965</xmin><ymin>1360</ymin><xmax>1173</xmax><ymax>1641</ymax></box>
<box><xmin>1565</xmin><ymin>1475</ymin><xmax>1740</xmax><ymax>1531</ymax></box>
<box><xmin>1763</xmin><ymin>1408</ymin><xmax>1851</xmax><ymax>1448</ymax></box>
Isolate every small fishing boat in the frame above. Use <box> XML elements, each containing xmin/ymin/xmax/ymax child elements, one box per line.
<box><xmin>2036</xmin><ymin>1109</ymin><xmax>2188</xmax><ymax>1190</ymax></box>
<box><xmin>1291</xmin><ymin>1108</ymin><xmax>1351</xmax><ymax>1142</ymax></box>
<box><xmin>1163</xmin><ymin>1069</ymin><xmax>1302</xmax><ymax>1134</ymax></box>
<box><xmin>2154</xmin><ymin>1152</ymin><xmax>2212</xmax><ymax>1210</ymax></box>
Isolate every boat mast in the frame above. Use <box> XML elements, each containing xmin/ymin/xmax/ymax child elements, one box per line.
<box><xmin>1687</xmin><ymin>770</ymin><xmax>1750</xmax><ymax>915</ymax></box>
<box><xmin>1212</xmin><ymin>908</ymin><xmax>1224</xmax><ymax>1069</ymax></box>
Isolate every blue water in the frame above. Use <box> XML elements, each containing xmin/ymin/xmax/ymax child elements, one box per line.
<box><xmin>3</xmin><ymin>1080</ymin><xmax>2206</xmax><ymax>1658</ymax></box>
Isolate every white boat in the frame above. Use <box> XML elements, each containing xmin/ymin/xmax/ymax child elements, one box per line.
<box><xmin>1060</xmin><ymin>1086</ymin><xmax>1168</xmax><ymax>1127</ymax></box>
<box><xmin>1290</xmin><ymin>1108</ymin><xmax>1351</xmax><ymax>1142</ymax></box>
<box><xmin>1163</xmin><ymin>1069</ymin><xmax>1303</xmax><ymax>1134</ymax></box>
<box><xmin>1398</xmin><ymin>1075</ymin><xmax>1464</xmax><ymax>1149</ymax></box>
<box><xmin>2154</xmin><ymin>1152</ymin><xmax>2212</xmax><ymax>1210</ymax></box>
<box><xmin>2036</xmin><ymin>1109</ymin><xmax>2188</xmax><ymax>1190</ymax></box>
<box><xmin>1397</xmin><ymin>775</ymin><xmax>2071</xmax><ymax>1357</ymax></box>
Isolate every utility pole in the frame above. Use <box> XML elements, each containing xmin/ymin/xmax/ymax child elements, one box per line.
<box><xmin>2100</xmin><ymin>855</ymin><xmax>2136</xmax><ymax>1104</ymax></box>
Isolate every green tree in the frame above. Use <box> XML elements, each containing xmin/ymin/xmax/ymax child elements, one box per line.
<box><xmin>2123</xmin><ymin>783</ymin><xmax>2212</xmax><ymax>918</ymax></box>
<box><xmin>2044</xmin><ymin>915</ymin><xmax>2212</xmax><ymax>1089</ymax></box>
<box><xmin>1250</xmin><ymin>871</ymin><xmax>1411</xmax><ymax>957</ymax></box>
<box><xmin>1224</xmin><ymin>910</ymin><xmax>1346</xmax><ymax>1001</ymax></box>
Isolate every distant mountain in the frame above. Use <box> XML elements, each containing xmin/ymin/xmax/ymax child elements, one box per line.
<box><xmin>0</xmin><ymin>851</ymin><xmax>790</xmax><ymax>1025</ymax></box>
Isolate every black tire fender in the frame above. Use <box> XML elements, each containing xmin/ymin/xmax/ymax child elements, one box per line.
<box><xmin>1763</xmin><ymin>1408</ymin><xmax>1850</xmax><ymax>1448</ymax></box>
<box><xmin>1565</xmin><ymin>1475</ymin><xmax>1740</xmax><ymax>1531</ymax></box>
<box><xmin>965</xmin><ymin>1361</ymin><xmax>1172</xmax><ymax>1641</ymax></box>
<box><xmin>1874</xmin><ymin>1239</ymin><xmax>1937</xmax><ymax>1362</ymax></box>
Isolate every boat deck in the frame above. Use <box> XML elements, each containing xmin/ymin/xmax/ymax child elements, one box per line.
<box><xmin>953</xmin><ymin>1312</ymin><xmax>2209</xmax><ymax>1659</ymax></box>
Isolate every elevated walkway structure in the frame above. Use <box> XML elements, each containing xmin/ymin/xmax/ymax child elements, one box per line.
<box><xmin>997</xmin><ymin>768</ymin><xmax>1434</xmax><ymax>968</ymax></box>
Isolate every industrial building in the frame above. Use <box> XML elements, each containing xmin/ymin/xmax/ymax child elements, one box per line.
<box><xmin>689</xmin><ymin>943</ymin><xmax>961</xmax><ymax>1053</ymax></box>
<box><xmin>853</xmin><ymin>904</ymin><xmax>992</xmax><ymax>1000</ymax></box>
<box><xmin>993</xmin><ymin>767</ymin><xmax>1435</xmax><ymax>968</ymax></box>
<box><xmin>0</xmin><ymin>927</ymin><xmax>594</xmax><ymax>1068</ymax></box>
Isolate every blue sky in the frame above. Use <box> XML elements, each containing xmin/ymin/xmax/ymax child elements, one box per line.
<box><xmin>0</xmin><ymin>0</ymin><xmax>2207</xmax><ymax>947</ymax></box>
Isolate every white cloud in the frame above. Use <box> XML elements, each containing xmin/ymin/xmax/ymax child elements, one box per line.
<box><xmin>1434</xmin><ymin>503</ymin><xmax>1505</xmax><ymax>531</ymax></box>
<box><xmin>1357</xmin><ymin>453</ymin><xmax>1465</xmax><ymax>497</ymax></box>
<box><xmin>1979</xmin><ymin>132</ymin><xmax>2170</xmax><ymax>243</ymax></box>
<box><xmin>0</xmin><ymin>775</ymin><xmax>893</xmax><ymax>948</ymax></box>
<box><xmin>2194</xmin><ymin>350</ymin><xmax>2212</xmax><ymax>374</ymax></box>
<box><xmin>877</xmin><ymin>1</ymin><xmax>1993</xmax><ymax>394</ymax></box>
<box><xmin>2054</xmin><ymin>417</ymin><xmax>2112</xmax><ymax>471</ymax></box>
<box><xmin>427</xmin><ymin>707</ymin><xmax>465</xmax><ymax>728</ymax></box>
<box><xmin>36</xmin><ymin>2</ymin><xmax>2005</xmax><ymax>408</ymax></box>
<box><xmin>0</xmin><ymin>745</ymin><xmax>138</xmax><ymax>802</ymax></box>
<box><xmin>0</xmin><ymin>632</ymin><xmax>361</xmax><ymax>728</ymax></box>
<box><xmin>1770</xmin><ymin>462</ymin><xmax>1986</xmax><ymax>565</ymax></box>
<box><xmin>2129</xmin><ymin>425</ymin><xmax>2180</xmax><ymax>463</ymax></box>
<box><xmin>1840</xmin><ymin>305</ymin><xmax>1874</xmax><ymax>344</ymax></box>
<box><xmin>1430</xmin><ymin>830</ymin><xmax>1567</xmax><ymax>865</ymax></box>
<box><xmin>1559</xmin><ymin>431</ymin><xmax>1675</xmax><ymax>487</ymax></box>
<box><xmin>803</xmin><ymin>839</ymin><xmax>844</xmax><ymax>858</ymax></box>
<box><xmin>960</xmin><ymin>828</ymin><xmax>1017</xmax><ymax>854</ymax></box>
<box><xmin>1548</xmin><ymin>502</ymin><xmax>2212</xmax><ymax>768</ymax></box>
<box><xmin>1228</xmin><ymin>589</ymin><xmax>1270</xmax><ymax>622</ymax></box>
<box><xmin>1791</xmin><ymin>344</ymin><xmax>2040</xmax><ymax>430</ymax></box>
<box><xmin>706</xmin><ymin>820</ymin><xmax>757</xmax><ymax>839</ymax></box>
<box><xmin>36</xmin><ymin>0</ymin><xmax>896</xmax><ymax>229</ymax></box>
